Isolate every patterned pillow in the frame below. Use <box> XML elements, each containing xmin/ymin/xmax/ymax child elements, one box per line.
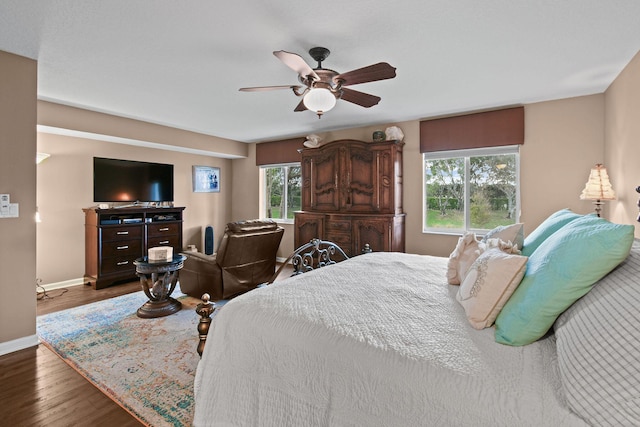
<box><xmin>495</xmin><ymin>215</ymin><xmax>634</xmax><ymax>346</ymax></box>
<box><xmin>554</xmin><ymin>239</ymin><xmax>640</xmax><ymax>426</ymax></box>
<box><xmin>482</xmin><ymin>223</ymin><xmax>524</xmax><ymax>249</ymax></box>
<box><xmin>446</xmin><ymin>232</ymin><xmax>481</xmax><ymax>285</ymax></box>
<box><xmin>456</xmin><ymin>247</ymin><xmax>528</xmax><ymax>329</ymax></box>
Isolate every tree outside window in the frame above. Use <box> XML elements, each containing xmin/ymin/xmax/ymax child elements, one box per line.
<box><xmin>262</xmin><ymin>164</ymin><xmax>301</xmax><ymax>220</ymax></box>
<box><xmin>424</xmin><ymin>148</ymin><xmax>519</xmax><ymax>232</ymax></box>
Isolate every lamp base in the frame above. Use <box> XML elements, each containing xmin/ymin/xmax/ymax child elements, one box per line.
<box><xmin>593</xmin><ymin>200</ymin><xmax>604</xmax><ymax>217</ymax></box>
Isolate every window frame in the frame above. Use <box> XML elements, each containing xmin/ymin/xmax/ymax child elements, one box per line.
<box><xmin>259</xmin><ymin>162</ymin><xmax>301</xmax><ymax>224</ymax></box>
<box><xmin>422</xmin><ymin>145</ymin><xmax>521</xmax><ymax>234</ymax></box>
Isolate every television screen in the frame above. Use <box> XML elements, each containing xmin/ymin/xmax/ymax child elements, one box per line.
<box><xmin>93</xmin><ymin>157</ymin><xmax>174</xmax><ymax>203</ymax></box>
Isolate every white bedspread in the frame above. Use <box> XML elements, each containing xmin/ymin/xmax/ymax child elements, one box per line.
<box><xmin>193</xmin><ymin>252</ymin><xmax>586</xmax><ymax>426</ymax></box>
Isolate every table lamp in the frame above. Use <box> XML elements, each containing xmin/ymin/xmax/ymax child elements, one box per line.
<box><xmin>580</xmin><ymin>163</ymin><xmax>616</xmax><ymax>217</ymax></box>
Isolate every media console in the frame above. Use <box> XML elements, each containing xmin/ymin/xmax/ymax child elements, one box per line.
<box><xmin>83</xmin><ymin>206</ymin><xmax>185</xmax><ymax>289</ymax></box>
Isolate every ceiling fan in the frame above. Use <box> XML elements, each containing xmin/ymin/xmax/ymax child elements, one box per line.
<box><xmin>239</xmin><ymin>47</ymin><xmax>397</xmax><ymax>118</ymax></box>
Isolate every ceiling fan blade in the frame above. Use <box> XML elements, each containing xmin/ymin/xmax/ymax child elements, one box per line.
<box><xmin>334</xmin><ymin>62</ymin><xmax>396</xmax><ymax>86</ymax></box>
<box><xmin>273</xmin><ymin>50</ymin><xmax>320</xmax><ymax>81</ymax></box>
<box><xmin>294</xmin><ymin>99</ymin><xmax>307</xmax><ymax>112</ymax></box>
<box><xmin>340</xmin><ymin>88</ymin><xmax>381</xmax><ymax>108</ymax></box>
<box><xmin>239</xmin><ymin>85</ymin><xmax>302</xmax><ymax>92</ymax></box>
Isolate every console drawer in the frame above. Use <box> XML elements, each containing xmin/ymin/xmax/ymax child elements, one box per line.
<box><xmin>101</xmin><ymin>225</ymin><xmax>143</xmax><ymax>242</ymax></box>
<box><xmin>100</xmin><ymin>255</ymin><xmax>137</xmax><ymax>275</ymax></box>
<box><xmin>148</xmin><ymin>234</ymin><xmax>180</xmax><ymax>249</ymax></box>
<box><xmin>147</xmin><ymin>222</ymin><xmax>181</xmax><ymax>237</ymax></box>
<box><xmin>102</xmin><ymin>239</ymin><xmax>142</xmax><ymax>258</ymax></box>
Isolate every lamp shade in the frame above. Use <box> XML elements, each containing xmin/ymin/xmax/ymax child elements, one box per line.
<box><xmin>303</xmin><ymin>88</ymin><xmax>336</xmax><ymax>116</ymax></box>
<box><xmin>580</xmin><ymin>163</ymin><xmax>616</xmax><ymax>201</ymax></box>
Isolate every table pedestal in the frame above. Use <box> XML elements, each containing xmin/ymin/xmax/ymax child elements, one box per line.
<box><xmin>134</xmin><ymin>255</ymin><xmax>186</xmax><ymax>318</ymax></box>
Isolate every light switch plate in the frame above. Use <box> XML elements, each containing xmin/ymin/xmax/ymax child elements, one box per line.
<box><xmin>0</xmin><ymin>194</ymin><xmax>9</xmax><ymax>213</ymax></box>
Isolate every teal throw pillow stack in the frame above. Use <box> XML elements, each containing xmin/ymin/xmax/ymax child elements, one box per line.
<box><xmin>520</xmin><ymin>208</ymin><xmax>583</xmax><ymax>257</ymax></box>
<box><xmin>495</xmin><ymin>214</ymin><xmax>634</xmax><ymax>346</ymax></box>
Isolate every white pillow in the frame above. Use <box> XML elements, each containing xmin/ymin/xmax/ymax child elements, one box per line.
<box><xmin>484</xmin><ymin>237</ymin><xmax>521</xmax><ymax>254</ymax></box>
<box><xmin>482</xmin><ymin>223</ymin><xmax>524</xmax><ymax>249</ymax></box>
<box><xmin>447</xmin><ymin>232</ymin><xmax>481</xmax><ymax>285</ymax></box>
<box><xmin>456</xmin><ymin>247</ymin><xmax>528</xmax><ymax>329</ymax></box>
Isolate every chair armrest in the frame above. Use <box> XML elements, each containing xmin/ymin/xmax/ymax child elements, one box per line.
<box><xmin>180</xmin><ymin>251</ymin><xmax>217</xmax><ymax>262</ymax></box>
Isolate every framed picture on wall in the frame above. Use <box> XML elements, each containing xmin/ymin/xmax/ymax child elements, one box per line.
<box><xmin>193</xmin><ymin>166</ymin><xmax>220</xmax><ymax>193</ymax></box>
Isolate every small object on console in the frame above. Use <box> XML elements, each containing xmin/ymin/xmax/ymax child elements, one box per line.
<box><xmin>148</xmin><ymin>246</ymin><xmax>173</xmax><ymax>263</ymax></box>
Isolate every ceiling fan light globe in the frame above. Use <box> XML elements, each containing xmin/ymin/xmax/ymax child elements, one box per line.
<box><xmin>303</xmin><ymin>88</ymin><xmax>336</xmax><ymax>114</ymax></box>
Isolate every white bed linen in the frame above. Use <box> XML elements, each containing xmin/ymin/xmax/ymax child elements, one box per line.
<box><xmin>193</xmin><ymin>252</ymin><xmax>586</xmax><ymax>426</ymax></box>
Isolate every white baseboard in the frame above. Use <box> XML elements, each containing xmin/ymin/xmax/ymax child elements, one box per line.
<box><xmin>38</xmin><ymin>277</ymin><xmax>85</xmax><ymax>292</ymax></box>
<box><xmin>0</xmin><ymin>334</ymin><xmax>39</xmax><ymax>356</ymax></box>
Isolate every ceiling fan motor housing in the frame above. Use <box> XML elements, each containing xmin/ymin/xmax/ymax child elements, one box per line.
<box><xmin>309</xmin><ymin>47</ymin><xmax>331</xmax><ymax>67</ymax></box>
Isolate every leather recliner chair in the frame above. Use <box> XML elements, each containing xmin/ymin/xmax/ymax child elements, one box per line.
<box><xmin>179</xmin><ymin>219</ymin><xmax>284</xmax><ymax>300</ymax></box>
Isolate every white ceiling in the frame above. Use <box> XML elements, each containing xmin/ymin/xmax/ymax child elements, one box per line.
<box><xmin>2</xmin><ymin>1</ymin><xmax>640</xmax><ymax>143</ymax></box>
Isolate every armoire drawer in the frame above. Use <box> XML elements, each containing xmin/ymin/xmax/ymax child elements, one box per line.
<box><xmin>325</xmin><ymin>219</ymin><xmax>352</xmax><ymax>233</ymax></box>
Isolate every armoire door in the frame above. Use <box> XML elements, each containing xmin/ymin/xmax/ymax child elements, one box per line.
<box><xmin>294</xmin><ymin>212</ymin><xmax>325</xmax><ymax>249</ymax></box>
<box><xmin>301</xmin><ymin>146</ymin><xmax>341</xmax><ymax>212</ymax></box>
<box><xmin>343</xmin><ymin>144</ymin><xmax>376</xmax><ymax>212</ymax></box>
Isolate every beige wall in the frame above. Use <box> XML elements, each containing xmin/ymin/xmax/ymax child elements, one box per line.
<box><xmin>605</xmin><ymin>50</ymin><xmax>640</xmax><ymax>238</ymax></box>
<box><xmin>38</xmin><ymin>101</ymin><xmax>248</xmax><ymax>159</ymax></box>
<box><xmin>521</xmin><ymin>95</ymin><xmax>606</xmax><ymax>227</ymax></box>
<box><xmin>0</xmin><ymin>51</ymin><xmax>38</xmax><ymax>350</ymax></box>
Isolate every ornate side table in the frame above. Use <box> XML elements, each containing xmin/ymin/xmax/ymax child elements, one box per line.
<box><xmin>134</xmin><ymin>254</ymin><xmax>186</xmax><ymax>318</ymax></box>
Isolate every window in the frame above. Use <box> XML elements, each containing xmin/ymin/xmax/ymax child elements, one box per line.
<box><xmin>423</xmin><ymin>146</ymin><xmax>520</xmax><ymax>233</ymax></box>
<box><xmin>260</xmin><ymin>164</ymin><xmax>301</xmax><ymax>222</ymax></box>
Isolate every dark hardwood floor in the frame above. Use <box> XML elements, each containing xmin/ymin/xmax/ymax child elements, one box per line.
<box><xmin>0</xmin><ymin>281</ymin><xmax>144</xmax><ymax>427</ymax></box>
<box><xmin>0</xmin><ymin>265</ymin><xmax>294</xmax><ymax>427</ymax></box>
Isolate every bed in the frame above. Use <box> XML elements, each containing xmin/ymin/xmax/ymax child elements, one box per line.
<box><xmin>192</xmin><ymin>211</ymin><xmax>640</xmax><ymax>426</ymax></box>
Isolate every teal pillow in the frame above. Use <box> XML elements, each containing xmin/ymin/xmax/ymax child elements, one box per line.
<box><xmin>521</xmin><ymin>209</ymin><xmax>583</xmax><ymax>257</ymax></box>
<box><xmin>495</xmin><ymin>215</ymin><xmax>634</xmax><ymax>346</ymax></box>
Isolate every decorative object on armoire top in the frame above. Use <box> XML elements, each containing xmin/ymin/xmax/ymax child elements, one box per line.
<box><xmin>372</xmin><ymin>130</ymin><xmax>385</xmax><ymax>142</ymax></box>
<box><xmin>303</xmin><ymin>133</ymin><xmax>324</xmax><ymax>148</ymax></box>
<box><xmin>239</xmin><ymin>47</ymin><xmax>396</xmax><ymax>119</ymax></box>
<box><xmin>579</xmin><ymin>163</ymin><xmax>616</xmax><ymax>217</ymax></box>
<box><xmin>385</xmin><ymin>125</ymin><xmax>405</xmax><ymax>141</ymax></box>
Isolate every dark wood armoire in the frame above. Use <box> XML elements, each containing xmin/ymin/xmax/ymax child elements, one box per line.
<box><xmin>294</xmin><ymin>139</ymin><xmax>405</xmax><ymax>257</ymax></box>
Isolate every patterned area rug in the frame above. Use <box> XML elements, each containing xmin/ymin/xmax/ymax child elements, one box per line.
<box><xmin>37</xmin><ymin>288</ymin><xmax>215</xmax><ymax>427</ymax></box>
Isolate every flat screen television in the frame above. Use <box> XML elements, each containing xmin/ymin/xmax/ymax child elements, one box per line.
<box><xmin>93</xmin><ymin>157</ymin><xmax>174</xmax><ymax>203</ymax></box>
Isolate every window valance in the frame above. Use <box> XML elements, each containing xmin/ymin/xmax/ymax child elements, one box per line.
<box><xmin>255</xmin><ymin>137</ymin><xmax>304</xmax><ymax>166</ymax></box>
<box><xmin>420</xmin><ymin>106</ymin><xmax>524</xmax><ymax>153</ymax></box>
